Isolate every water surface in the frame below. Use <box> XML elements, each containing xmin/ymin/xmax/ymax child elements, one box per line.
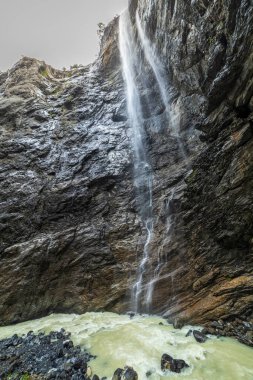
<box><xmin>0</xmin><ymin>312</ymin><xmax>252</xmax><ymax>379</ymax></box>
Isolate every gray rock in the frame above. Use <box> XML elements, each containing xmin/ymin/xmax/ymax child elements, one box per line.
<box><xmin>193</xmin><ymin>330</ymin><xmax>208</xmax><ymax>343</ymax></box>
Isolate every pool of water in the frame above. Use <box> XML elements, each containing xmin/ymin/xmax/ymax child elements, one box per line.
<box><xmin>0</xmin><ymin>312</ymin><xmax>252</xmax><ymax>379</ymax></box>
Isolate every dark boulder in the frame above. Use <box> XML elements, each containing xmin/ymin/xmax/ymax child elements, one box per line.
<box><xmin>193</xmin><ymin>330</ymin><xmax>208</xmax><ymax>343</ymax></box>
<box><xmin>122</xmin><ymin>366</ymin><xmax>138</xmax><ymax>380</ymax></box>
<box><xmin>112</xmin><ymin>368</ymin><xmax>124</xmax><ymax>380</ymax></box>
<box><xmin>161</xmin><ymin>353</ymin><xmax>189</xmax><ymax>373</ymax></box>
<box><xmin>112</xmin><ymin>366</ymin><xmax>138</xmax><ymax>380</ymax></box>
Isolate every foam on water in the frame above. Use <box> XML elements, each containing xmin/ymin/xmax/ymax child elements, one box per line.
<box><xmin>0</xmin><ymin>312</ymin><xmax>252</xmax><ymax>379</ymax></box>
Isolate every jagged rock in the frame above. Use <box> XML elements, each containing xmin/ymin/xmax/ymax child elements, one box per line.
<box><xmin>173</xmin><ymin>318</ymin><xmax>185</xmax><ymax>329</ymax></box>
<box><xmin>0</xmin><ymin>330</ymin><xmax>92</xmax><ymax>378</ymax></box>
<box><xmin>210</xmin><ymin>320</ymin><xmax>224</xmax><ymax>330</ymax></box>
<box><xmin>112</xmin><ymin>368</ymin><xmax>124</xmax><ymax>380</ymax></box>
<box><xmin>122</xmin><ymin>366</ymin><xmax>138</xmax><ymax>380</ymax></box>
<box><xmin>193</xmin><ymin>330</ymin><xmax>208</xmax><ymax>343</ymax></box>
<box><xmin>161</xmin><ymin>354</ymin><xmax>189</xmax><ymax>373</ymax></box>
<box><xmin>113</xmin><ymin>366</ymin><xmax>138</xmax><ymax>380</ymax></box>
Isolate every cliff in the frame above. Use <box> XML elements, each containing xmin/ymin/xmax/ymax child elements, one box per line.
<box><xmin>0</xmin><ymin>0</ymin><xmax>252</xmax><ymax>345</ymax></box>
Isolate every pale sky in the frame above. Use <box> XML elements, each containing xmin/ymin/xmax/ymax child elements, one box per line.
<box><xmin>0</xmin><ymin>0</ymin><xmax>128</xmax><ymax>71</ymax></box>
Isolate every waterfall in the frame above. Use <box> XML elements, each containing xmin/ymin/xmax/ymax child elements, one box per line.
<box><xmin>136</xmin><ymin>12</ymin><xmax>169</xmax><ymax>115</ymax></box>
<box><xmin>119</xmin><ymin>11</ymin><xmax>153</xmax><ymax>312</ymax></box>
<box><xmin>136</xmin><ymin>11</ymin><xmax>188</xmax><ymax>161</ymax></box>
<box><xmin>146</xmin><ymin>189</ymin><xmax>175</xmax><ymax>306</ymax></box>
<box><xmin>119</xmin><ymin>8</ymin><xmax>188</xmax><ymax>313</ymax></box>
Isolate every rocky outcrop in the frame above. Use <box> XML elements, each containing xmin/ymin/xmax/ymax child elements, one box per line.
<box><xmin>133</xmin><ymin>0</ymin><xmax>253</xmax><ymax>337</ymax></box>
<box><xmin>0</xmin><ymin>0</ymin><xmax>253</xmax><ymax>345</ymax></box>
<box><xmin>0</xmin><ymin>53</ymin><xmax>138</xmax><ymax>322</ymax></box>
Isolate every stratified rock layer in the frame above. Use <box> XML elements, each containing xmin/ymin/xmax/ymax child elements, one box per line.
<box><xmin>0</xmin><ymin>0</ymin><xmax>253</xmax><ymax>344</ymax></box>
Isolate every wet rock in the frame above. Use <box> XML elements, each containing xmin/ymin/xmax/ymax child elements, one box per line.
<box><xmin>0</xmin><ymin>54</ymin><xmax>136</xmax><ymax>325</ymax></box>
<box><xmin>161</xmin><ymin>353</ymin><xmax>189</xmax><ymax>373</ymax></box>
<box><xmin>122</xmin><ymin>366</ymin><xmax>138</xmax><ymax>380</ymax></box>
<box><xmin>0</xmin><ymin>330</ymin><xmax>91</xmax><ymax>378</ymax></box>
<box><xmin>173</xmin><ymin>318</ymin><xmax>185</xmax><ymax>329</ymax></box>
<box><xmin>193</xmin><ymin>330</ymin><xmax>208</xmax><ymax>343</ymax></box>
<box><xmin>201</xmin><ymin>327</ymin><xmax>216</xmax><ymax>336</ymax></box>
<box><xmin>185</xmin><ymin>329</ymin><xmax>192</xmax><ymax>337</ymax></box>
<box><xmin>210</xmin><ymin>320</ymin><xmax>224</xmax><ymax>330</ymax></box>
<box><xmin>73</xmin><ymin>357</ymin><xmax>87</xmax><ymax>370</ymax></box>
<box><xmin>112</xmin><ymin>367</ymin><xmax>138</xmax><ymax>380</ymax></box>
<box><xmin>112</xmin><ymin>368</ymin><xmax>124</xmax><ymax>380</ymax></box>
<box><xmin>63</xmin><ymin>339</ymin><xmax>74</xmax><ymax>349</ymax></box>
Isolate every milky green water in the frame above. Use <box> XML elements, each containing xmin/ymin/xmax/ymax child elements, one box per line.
<box><xmin>0</xmin><ymin>312</ymin><xmax>252</xmax><ymax>379</ymax></box>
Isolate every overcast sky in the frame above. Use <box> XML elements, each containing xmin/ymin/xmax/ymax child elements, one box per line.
<box><xmin>0</xmin><ymin>0</ymin><xmax>128</xmax><ymax>71</ymax></box>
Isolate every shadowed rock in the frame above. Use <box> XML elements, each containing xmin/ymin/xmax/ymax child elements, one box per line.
<box><xmin>161</xmin><ymin>353</ymin><xmax>189</xmax><ymax>373</ymax></box>
<box><xmin>193</xmin><ymin>330</ymin><xmax>208</xmax><ymax>343</ymax></box>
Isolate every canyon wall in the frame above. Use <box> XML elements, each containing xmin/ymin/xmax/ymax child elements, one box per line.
<box><xmin>0</xmin><ymin>0</ymin><xmax>253</xmax><ymax>343</ymax></box>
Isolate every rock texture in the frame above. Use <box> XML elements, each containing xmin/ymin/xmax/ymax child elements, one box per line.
<box><xmin>133</xmin><ymin>0</ymin><xmax>253</xmax><ymax>340</ymax></box>
<box><xmin>0</xmin><ymin>329</ymin><xmax>94</xmax><ymax>379</ymax></box>
<box><xmin>0</xmin><ymin>0</ymin><xmax>253</xmax><ymax>345</ymax></box>
<box><xmin>0</xmin><ymin>41</ymin><xmax>138</xmax><ymax>322</ymax></box>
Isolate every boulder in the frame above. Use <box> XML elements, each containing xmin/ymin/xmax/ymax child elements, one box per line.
<box><xmin>161</xmin><ymin>354</ymin><xmax>189</xmax><ymax>373</ymax></box>
<box><xmin>112</xmin><ymin>366</ymin><xmax>138</xmax><ymax>380</ymax></box>
<box><xmin>122</xmin><ymin>366</ymin><xmax>138</xmax><ymax>380</ymax></box>
<box><xmin>112</xmin><ymin>368</ymin><xmax>124</xmax><ymax>380</ymax></box>
<box><xmin>193</xmin><ymin>330</ymin><xmax>208</xmax><ymax>343</ymax></box>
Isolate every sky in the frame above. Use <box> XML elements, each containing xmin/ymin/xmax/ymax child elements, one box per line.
<box><xmin>0</xmin><ymin>0</ymin><xmax>128</xmax><ymax>71</ymax></box>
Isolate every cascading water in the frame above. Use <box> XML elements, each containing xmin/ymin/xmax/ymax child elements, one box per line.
<box><xmin>146</xmin><ymin>189</ymin><xmax>175</xmax><ymax>306</ymax></box>
<box><xmin>136</xmin><ymin>11</ymin><xmax>188</xmax><ymax>161</ymax></box>
<box><xmin>119</xmin><ymin>11</ymin><xmax>154</xmax><ymax>312</ymax></box>
<box><xmin>119</xmin><ymin>7</ymin><xmax>189</xmax><ymax>312</ymax></box>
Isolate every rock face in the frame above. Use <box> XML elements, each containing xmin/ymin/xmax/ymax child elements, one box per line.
<box><xmin>0</xmin><ymin>0</ymin><xmax>253</xmax><ymax>344</ymax></box>
<box><xmin>0</xmin><ymin>42</ymin><xmax>138</xmax><ymax>321</ymax></box>
<box><xmin>133</xmin><ymin>0</ymin><xmax>253</xmax><ymax>337</ymax></box>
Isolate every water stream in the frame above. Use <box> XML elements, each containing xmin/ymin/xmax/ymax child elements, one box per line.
<box><xmin>0</xmin><ymin>312</ymin><xmax>252</xmax><ymax>380</ymax></box>
<box><xmin>119</xmin><ymin>10</ymin><xmax>154</xmax><ymax>312</ymax></box>
<box><xmin>135</xmin><ymin>11</ymin><xmax>188</xmax><ymax>160</ymax></box>
<box><xmin>119</xmin><ymin>8</ymin><xmax>189</xmax><ymax>312</ymax></box>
